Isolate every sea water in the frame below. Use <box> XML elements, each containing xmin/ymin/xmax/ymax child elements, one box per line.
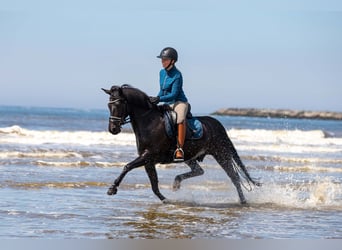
<box><xmin>0</xmin><ymin>106</ymin><xmax>341</xmax><ymax>238</ymax></box>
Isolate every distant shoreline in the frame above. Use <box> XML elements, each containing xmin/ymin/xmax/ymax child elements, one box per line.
<box><xmin>211</xmin><ymin>108</ymin><xmax>342</xmax><ymax>120</ymax></box>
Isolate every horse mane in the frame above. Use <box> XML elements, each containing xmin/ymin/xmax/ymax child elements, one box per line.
<box><xmin>120</xmin><ymin>84</ymin><xmax>154</xmax><ymax>110</ymax></box>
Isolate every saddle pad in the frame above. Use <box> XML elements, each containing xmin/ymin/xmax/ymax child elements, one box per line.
<box><xmin>164</xmin><ymin>111</ymin><xmax>203</xmax><ymax>140</ymax></box>
<box><xmin>164</xmin><ymin>111</ymin><xmax>176</xmax><ymax>138</ymax></box>
<box><xmin>187</xmin><ymin>117</ymin><xmax>203</xmax><ymax>139</ymax></box>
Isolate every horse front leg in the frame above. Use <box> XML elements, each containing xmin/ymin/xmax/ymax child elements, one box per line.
<box><xmin>144</xmin><ymin>163</ymin><xmax>166</xmax><ymax>202</ymax></box>
<box><xmin>107</xmin><ymin>155</ymin><xmax>147</xmax><ymax>196</ymax></box>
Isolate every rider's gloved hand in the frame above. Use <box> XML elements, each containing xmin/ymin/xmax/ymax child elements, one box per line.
<box><xmin>149</xmin><ymin>96</ymin><xmax>160</xmax><ymax>105</ymax></box>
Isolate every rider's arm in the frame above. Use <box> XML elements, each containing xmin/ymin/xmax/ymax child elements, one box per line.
<box><xmin>159</xmin><ymin>78</ymin><xmax>181</xmax><ymax>103</ymax></box>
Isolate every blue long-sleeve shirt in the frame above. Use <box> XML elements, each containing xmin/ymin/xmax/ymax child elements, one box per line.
<box><xmin>157</xmin><ymin>66</ymin><xmax>188</xmax><ymax>105</ymax></box>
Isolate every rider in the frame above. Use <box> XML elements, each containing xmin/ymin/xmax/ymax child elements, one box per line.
<box><xmin>149</xmin><ymin>47</ymin><xmax>189</xmax><ymax>161</ymax></box>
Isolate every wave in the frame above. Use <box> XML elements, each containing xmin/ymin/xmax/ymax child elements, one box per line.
<box><xmin>272</xmin><ymin>165</ymin><xmax>342</xmax><ymax>173</ymax></box>
<box><xmin>0</xmin><ymin>125</ymin><xmax>136</xmax><ymax>146</ymax></box>
<box><xmin>0</xmin><ymin>181</ymin><xmax>109</xmax><ymax>189</ymax></box>
<box><xmin>1</xmin><ymin>156</ymin><xmax>339</xmax><ymax>174</ymax></box>
<box><xmin>0</xmin><ymin>151</ymin><xmax>83</xmax><ymax>159</ymax></box>
<box><xmin>34</xmin><ymin>160</ymin><xmax>127</xmax><ymax>168</ymax></box>
<box><xmin>228</xmin><ymin>128</ymin><xmax>342</xmax><ymax>145</ymax></box>
<box><xmin>244</xmin><ymin>155</ymin><xmax>342</xmax><ymax>164</ymax></box>
<box><xmin>1</xmin><ymin>126</ymin><xmax>341</xmax><ymax>170</ymax></box>
<box><xmin>1</xmin><ymin>125</ymin><xmax>342</xmax><ymax>147</ymax></box>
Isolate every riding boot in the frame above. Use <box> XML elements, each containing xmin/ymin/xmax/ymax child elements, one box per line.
<box><xmin>174</xmin><ymin>121</ymin><xmax>186</xmax><ymax>160</ymax></box>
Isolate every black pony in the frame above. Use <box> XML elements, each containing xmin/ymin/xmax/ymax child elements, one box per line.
<box><xmin>102</xmin><ymin>85</ymin><xmax>260</xmax><ymax>204</ymax></box>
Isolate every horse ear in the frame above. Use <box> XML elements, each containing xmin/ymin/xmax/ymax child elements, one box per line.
<box><xmin>101</xmin><ymin>88</ymin><xmax>111</xmax><ymax>95</ymax></box>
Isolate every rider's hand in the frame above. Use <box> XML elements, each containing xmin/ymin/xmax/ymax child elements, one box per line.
<box><xmin>149</xmin><ymin>96</ymin><xmax>160</xmax><ymax>105</ymax></box>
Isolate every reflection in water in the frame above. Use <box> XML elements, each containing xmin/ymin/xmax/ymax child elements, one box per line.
<box><xmin>117</xmin><ymin>203</ymin><xmax>241</xmax><ymax>239</ymax></box>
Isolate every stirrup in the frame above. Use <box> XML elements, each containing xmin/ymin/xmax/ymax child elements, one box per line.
<box><xmin>174</xmin><ymin>147</ymin><xmax>184</xmax><ymax>162</ymax></box>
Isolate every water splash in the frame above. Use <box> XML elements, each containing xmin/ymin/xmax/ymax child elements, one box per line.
<box><xmin>247</xmin><ymin>176</ymin><xmax>342</xmax><ymax>209</ymax></box>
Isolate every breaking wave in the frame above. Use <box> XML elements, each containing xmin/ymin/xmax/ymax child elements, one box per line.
<box><xmin>1</xmin><ymin>125</ymin><xmax>341</xmax><ymax>171</ymax></box>
<box><xmin>1</xmin><ymin>125</ymin><xmax>342</xmax><ymax>147</ymax></box>
<box><xmin>0</xmin><ymin>125</ymin><xmax>136</xmax><ymax>146</ymax></box>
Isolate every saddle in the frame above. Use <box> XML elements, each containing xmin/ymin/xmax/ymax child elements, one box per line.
<box><xmin>160</xmin><ymin>104</ymin><xmax>203</xmax><ymax>140</ymax></box>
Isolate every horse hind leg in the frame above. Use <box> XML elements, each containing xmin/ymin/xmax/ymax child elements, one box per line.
<box><xmin>213</xmin><ymin>153</ymin><xmax>247</xmax><ymax>204</ymax></box>
<box><xmin>173</xmin><ymin>159</ymin><xmax>204</xmax><ymax>191</ymax></box>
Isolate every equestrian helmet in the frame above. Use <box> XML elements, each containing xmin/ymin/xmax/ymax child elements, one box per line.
<box><xmin>157</xmin><ymin>47</ymin><xmax>178</xmax><ymax>62</ymax></box>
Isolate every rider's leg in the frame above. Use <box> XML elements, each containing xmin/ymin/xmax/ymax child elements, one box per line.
<box><xmin>175</xmin><ymin>121</ymin><xmax>186</xmax><ymax>159</ymax></box>
<box><xmin>173</xmin><ymin>102</ymin><xmax>189</xmax><ymax>160</ymax></box>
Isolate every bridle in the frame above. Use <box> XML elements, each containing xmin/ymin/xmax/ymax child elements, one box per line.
<box><xmin>107</xmin><ymin>90</ymin><xmax>156</xmax><ymax>130</ymax></box>
<box><xmin>108</xmin><ymin>97</ymin><xmax>130</xmax><ymax>127</ymax></box>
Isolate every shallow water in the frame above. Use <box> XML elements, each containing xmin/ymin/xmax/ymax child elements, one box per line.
<box><xmin>0</xmin><ymin>106</ymin><xmax>341</xmax><ymax>238</ymax></box>
<box><xmin>1</xmin><ymin>157</ymin><xmax>341</xmax><ymax>239</ymax></box>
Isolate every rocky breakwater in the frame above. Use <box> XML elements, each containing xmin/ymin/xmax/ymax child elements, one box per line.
<box><xmin>212</xmin><ymin>108</ymin><xmax>342</xmax><ymax>120</ymax></box>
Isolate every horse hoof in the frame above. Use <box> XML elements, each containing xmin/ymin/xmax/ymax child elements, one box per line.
<box><xmin>107</xmin><ymin>186</ymin><xmax>117</xmax><ymax>195</ymax></box>
<box><xmin>240</xmin><ymin>200</ymin><xmax>247</xmax><ymax>205</ymax></box>
<box><xmin>162</xmin><ymin>198</ymin><xmax>171</xmax><ymax>204</ymax></box>
<box><xmin>172</xmin><ymin>181</ymin><xmax>181</xmax><ymax>191</ymax></box>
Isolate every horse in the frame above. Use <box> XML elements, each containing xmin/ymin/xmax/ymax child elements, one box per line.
<box><xmin>102</xmin><ymin>84</ymin><xmax>260</xmax><ymax>204</ymax></box>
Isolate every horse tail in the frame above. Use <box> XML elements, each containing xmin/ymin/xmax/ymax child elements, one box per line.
<box><xmin>230</xmin><ymin>145</ymin><xmax>261</xmax><ymax>189</ymax></box>
<box><xmin>216</xmin><ymin>118</ymin><xmax>261</xmax><ymax>189</ymax></box>
<box><xmin>200</xmin><ymin>116</ymin><xmax>261</xmax><ymax>189</ymax></box>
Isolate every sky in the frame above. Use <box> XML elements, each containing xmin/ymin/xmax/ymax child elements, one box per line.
<box><xmin>1</xmin><ymin>0</ymin><xmax>342</xmax><ymax>114</ymax></box>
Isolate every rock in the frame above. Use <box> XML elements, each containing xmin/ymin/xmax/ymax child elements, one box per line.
<box><xmin>211</xmin><ymin>108</ymin><xmax>342</xmax><ymax>120</ymax></box>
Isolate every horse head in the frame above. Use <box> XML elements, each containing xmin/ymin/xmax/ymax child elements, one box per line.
<box><xmin>102</xmin><ymin>84</ymin><xmax>155</xmax><ymax>135</ymax></box>
<box><xmin>102</xmin><ymin>85</ymin><xmax>128</xmax><ymax>135</ymax></box>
